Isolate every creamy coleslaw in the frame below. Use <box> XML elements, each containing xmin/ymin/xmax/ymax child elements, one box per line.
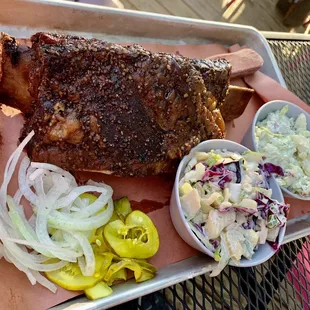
<box><xmin>255</xmin><ymin>105</ymin><xmax>310</xmax><ymax>197</ymax></box>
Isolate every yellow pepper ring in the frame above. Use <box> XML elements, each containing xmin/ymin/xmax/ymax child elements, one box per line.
<box><xmin>103</xmin><ymin>210</ymin><xmax>159</xmax><ymax>259</ymax></box>
<box><xmin>104</xmin><ymin>260</ymin><xmax>142</xmax><ymax>283</ymax></box>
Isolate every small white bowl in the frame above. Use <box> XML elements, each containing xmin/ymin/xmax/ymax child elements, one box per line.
<box><xmin>242</xmin><ymin>100</ymin><xmax>310</xmax><ymax>201</ymax></box>
<box><xmin>170</xmin><ymin>139</ymin><xmax>286</xmax><ymax>267</ymax></box>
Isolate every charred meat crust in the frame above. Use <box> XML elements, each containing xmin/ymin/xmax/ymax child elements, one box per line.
<box><xmin>0</xmin><ymin>33</ymin><xmax>33</xmax><ymax>114</ymax></box>
<box><xmin>0</xmin><ymin>32</ymin><xmax>233</xmax><ymax>177</ymax></box>
<box><xmin>20</xmin><ymin>32</ymin><xmax>232</xmax><ymax>176</ymax></box>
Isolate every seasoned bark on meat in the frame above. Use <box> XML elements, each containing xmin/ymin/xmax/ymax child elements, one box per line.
<box><xmin>0</xmin><ymin>33</ymin><xmax>33</xmax><ymax>114</ymax></box>
<box><xmin>19</xmin><ymin>33</ymin><xmax>232</xmax><ymax>176</ymax></box>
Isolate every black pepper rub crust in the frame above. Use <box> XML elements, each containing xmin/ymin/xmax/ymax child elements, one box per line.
<box><xmin>22</xmin><ymin>33</ymin><xmax>231</xmax><ymax>176</ymax></box>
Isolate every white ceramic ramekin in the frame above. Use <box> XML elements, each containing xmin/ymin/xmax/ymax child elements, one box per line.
<box><xmin>170</xmin><ymin>139</ymin><xmax>286</xmax><ymax>267</ymax></box>
<box><xmin>242</xmin><ymin>100</ymin><xmax>310</xmax><ymax>201</ymax></box>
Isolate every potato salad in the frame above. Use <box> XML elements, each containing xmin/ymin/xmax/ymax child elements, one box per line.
<box><xmin>178</xmin><ymin>150</ymin><xmax>289</xmax><ymax>276</ymax></box>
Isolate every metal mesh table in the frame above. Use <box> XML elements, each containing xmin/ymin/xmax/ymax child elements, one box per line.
<box><xmin>110</xmin><ymin>38</ymin><xmax>310</xmax><ymax>310</ymax></box>
<box><xmin>268</xmin><ymin>39</ymin><xmax>310</xmax><ymax>106</ymax></box>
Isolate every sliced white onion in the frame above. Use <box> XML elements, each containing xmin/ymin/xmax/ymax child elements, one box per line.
<box><xmin>0</xmin><ymin>217</ymin><xmax>67</xmax><ymax>272</ymax></box>
<box><xmin>13</xmin><ymin>189</ymin><xmax>23</xmax><ymax>205</ymax></box>
<box><xmin>30</xmin><ymin>162</ymin><xmax>77</xmax><ymax>187</ymax></box>
<box><xmin>26</xmin><ymin>165</ymin><xmax>36</xmax><ymax>184</ymax></box>
<box><xmin>0</xmin><ymin>130</ymin><xmax>116</xmax><ymax>292</ymax></box>
<box><xmin>0</xmin><ymin>131</ymin><xmax>34</xmax><ymax>225</ymax></box>
<box><xmin>33</xmin><ymin>175</ymin><xmax>46</xmax><ymax>199</ymax></box>
<box><xmin>29</xmin><ymin>168</ymin><xmax>47</xmax><ymax>182</ymax></box>
<box><xmin>0</xmin><ymin>236</ymin><xmax>80</xmax><ymax>258</ymax></box>
<box><xmin>0</xmin><ymin>214</ymin><xmax>45</xmax><ymax>261</ymax></box>
<box><xmin>56</xmin><ymin>185</ymin><xmax>112</xmax><ymax>209</ymax></box>
<box><xmin>28</xmin><ymin>214</ymin><xmax>36</xmax><ymax>230</ymax></box>
<box><xmin>8</xmin><ymin>195</ymin><xmax>69</xmax><ymax>258</ymax></box>
<box><xmin>32</xmin><ymin>270</ymin><xmax>57</xmax><ymax>293</ymax></box>
<box><xmin>35</xmin><ymin>206</ymin><xmax>78</xmax><ymax>262</ymax></box>
<box><xmin>62</xmin><ymin>231</ymin><xmax>79</xmax><ymax>250</ymax></box>
<box><xmin>2</xmin><ymin>131</ymin><xmax>34</xmax><ymax>185</ymax></box>
<box><xmin>3</xmin><ymin>246</ymin><xmax>37</xmax><ymax>285</ymax></box>
<box><xmin>26</xmin><ymin>272</ymin><xmax>37</xmax><ymax>285</ymax></box>
<box><xmin>3</xmin><ymin>241</ymin><xmax>69</xmax><ymax>271</ymax></box>
<box><xmin>49</xmin><ymin>198</ymin><xmax>113</xmax><ymax>231</ymax></box>
<box><xmin>46</xmin><ymin>187</ymin><xmax>67</xmax><ymax>209</ymax></box>
<box><xmin>41</xmin><ymin>173</ymin><xmax>55</xmax><ymax>194</ymax></box>
<box><xmin>3</xmin><ymin>250</ymin><xmax>12</xmax><ymax>263</ymax></box>
<box><xmin>60</xmin><ymin>205</ymin><xmax>72</xmax><ymax>214</ymax></box>
<box><xmin>71</xmin><ymin>206</ymin><xmax>81</xmax><ymax>212</ymax></box>
<box><xmin>51</xmin><ymin>231</ymin><xmax>78</xmax><ymax>250</ymax></box>
<box><xmin>18</xmin><ymin>156</ymin><xmax>39</xmax><ymax>205</ymax></box>
<box><xmin>70</xmin><ymin>232</ymin><xmax>95</xmax><ymax>276</ymax></box>
<box><xmin>74</xmin><ymin>197</ymin><xmax>87</xmax><ymax>209</ymax></box>
<box><xmin>0</xmin><ymin>242</ymin><xmax>4</xmax><ymax>259</ymax></box>
<box><xmin>78</xmin><ymin>256</ymin><xmax>87</xmax><ymax>276</ymax></box>
<box><xmin>73</xmin><ymin>190</ymin><xmax>113</xmax><ymax>219</ymax></box>
<box><xmin>6</xmin><ymin>222</ymin><xmax>21</xmax><ymax>238</ymax></box>
<box><xmin>8</xmin><ymin>196</ymin><xmax>38</xmax><ymax>241</ymax></box>
<box><xmin>51</xmin><ymin>229</ymin><xmax>64</xmax><ymax>242</ymax></box>
<box><xmin>29</xmin><ymin>252</ymin><xmax>54</xmax><ymax>263</ymax></box>
<box><xmin>46</xmin><ymin>180</ymin><xmax>71</xmax><ymax>208</ymax></box>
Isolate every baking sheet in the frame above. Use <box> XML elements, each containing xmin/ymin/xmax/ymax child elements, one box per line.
<box><xmin>1</xmin><ymin>41</ymin><xmax>309</xmax><ymax>310</ymax></box>
<box><xmin>0</xmin><ymin>1</ymin><xmax>309</xmax><ymax>309</ymax></box>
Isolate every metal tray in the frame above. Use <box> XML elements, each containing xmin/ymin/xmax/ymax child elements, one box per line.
<box><xmin>1</xmin><ymin>1</ymin><xmax>309</xmax><ymax>309</ymax></box>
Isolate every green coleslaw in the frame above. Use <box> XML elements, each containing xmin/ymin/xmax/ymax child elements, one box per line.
<box><xmin>255</xmin><ymin>106</ymin><xmax>310</xmax><ymax>197</ymax></box>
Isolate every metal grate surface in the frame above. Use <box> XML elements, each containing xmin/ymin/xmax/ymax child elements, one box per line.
<box><xmin>110</xmin><ymin>237</ymin><xmax>310</xmax><ymax>310</ymax></box>
<box><xmin>268</xmin><ymin>40</ymin><xmax>310</xmax><ymax>106</ymax></box>
<box><xmin>110</xmin><ymin>39</ymin><xmax>310</xmax><ymax>310</ymax></box>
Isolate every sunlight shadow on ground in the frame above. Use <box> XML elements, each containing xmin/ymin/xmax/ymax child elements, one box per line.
<box><xmin>222</xmin><ymin>0</ymin><xmax>246</xmax><ymax>23</ymax></box>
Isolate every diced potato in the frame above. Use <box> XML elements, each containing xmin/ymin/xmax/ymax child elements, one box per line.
<box><xmin>211</xmin><ymin>194</ymin><xmax>224</xmax><ymax>208</ymax></box>
<box><xmin>206</xmin><ymin>210</ymin><xmax>236</xmax><ymax>239</ymax></box>
<box><xmin>239</xmin><ymin>198</ymin><xmax>257</xmax><ymax>211</ymax></box>
<box><xmin>258</xmin><ymin>222</ymin><xmax>268</xmax><ymax>244</ymax></box>
<box><xmin>243</xmin><ymin>183</ymin><xmax>253</xmax><ymax>193</ymax></box>
<box><xmin>195</xmin><ymin>152</ymin><xmax>209</xmax><ymax>161</ymax></box>
<box><xmin>202</xmin><ymin>192</ymin><xmax>222</xmax><ymax>206</ymax></box>
<box><xmin>243</xmin><ymin>229</ymin><xmax>259</xmax><ymax>247</ymax></box>
<box><xmin>185</xmin><ymin>157</ymin><xmax>198</xmax><ymax>172</ymax></box>
<box><xmin>200</xmin><ymin>199</ymin><xmax>214</xmax><ymax>213</ymax></box>
<box><xmin>267</xmin><ymin>227</ymin><xmax>280</xmax><ymax>242</ymax></box>
<box><xmin>224</xmin><ymin>230</ymin><xmax>244</xmax><ymax>261</ymax></box>
<box><xmin>219</xmin><ymin>201</ymin><xmax>232</xmax><ymax>208</ymax></box>
<box><xmin>195</xmin><ymin>162</ymin><xmax>206</xmax><ymax>180</ymax></box>
<box><xmin>223</xmin><ymin>188</ymin><xmax>230</xmax><ymax>202</ymax></box>
<box><xmin>184</xmin><ymin>170</ymin><xmax>198</xmax><ymax>182</ymax></box>
<box><xmin>228</xmin><ymin>183</ymin><xmax>241</xmax><ymax>203</ymax></box>
<box><xmin>180</xmin><ymin>188</ymin><xmax>201</xmax><ymax>220</ymax></box>
<box><xmin>179</xmin><ymin>183</ymin><xmax>192</xmax><ymax>196</ymax></box>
